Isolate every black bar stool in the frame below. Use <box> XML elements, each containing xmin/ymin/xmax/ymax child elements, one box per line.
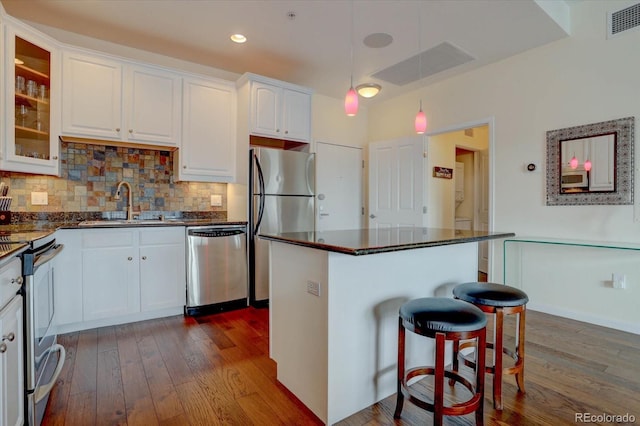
<box><xmin>394</xmin><ymin>297</ymin><xmax>487</xmax><ymax>426</ymax></box>
<box><xmin>452</xmin><ymin>282</ymin><xmax>529</xmax><ymax>410</ymax></box>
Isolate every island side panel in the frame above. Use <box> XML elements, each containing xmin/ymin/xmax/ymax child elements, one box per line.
<box><xmin>269</xmin><ymin>241</ymin><xmax>330</xmax><ymax>423</ymax></box>
<box><xmin>326</xmin><ymin>243</ymin><xmax>479</xmax><ymax>424</ymax></box>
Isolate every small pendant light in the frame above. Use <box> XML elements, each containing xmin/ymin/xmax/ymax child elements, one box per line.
<box><xmin>570</xmin><ymin>154</ymin><xmax>578</xmax><ymax>169</ymax></box>
<box><xmin>584</xmin><ymin>159</ymin><xmax>592</xmax><ymax>171</ymax></box>
<box><xmin>415</xmin><ymin>100</ymin><xmax>427</xmax><ymax>134</ymax></box>
<box><xmin>345</xmin><ymin>1</ymin><xmax>358</xmax><ymax>116</ymax></box>
<box><xmin>345</xmin><ymin>76</ymin><xmax>358</xmax><ymax>116</ymax></box>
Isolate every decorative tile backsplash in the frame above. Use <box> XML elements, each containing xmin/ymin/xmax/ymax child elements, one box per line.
<box><xmin>0</xmin><ymin>142</ymin><xmax>227</xmax><ymax>213</ymax></box>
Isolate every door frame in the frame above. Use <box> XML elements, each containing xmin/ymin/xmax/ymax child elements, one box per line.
<box><xmin>425</xmin><ymin>117</ymin><xmax>495</xmax><ymax>278</ymax></box>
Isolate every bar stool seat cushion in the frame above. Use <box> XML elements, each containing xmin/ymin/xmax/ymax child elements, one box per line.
<box><xmin>453</xmin><ymin>282</ymin><xmax>529</xmax><ymax>307</ymax></box>
<box><xmin>399</xmin><ymin>297</ymin><xmax>486</xmax><ymax>333</ymax></box>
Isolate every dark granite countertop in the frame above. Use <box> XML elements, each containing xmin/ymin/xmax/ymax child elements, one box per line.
<box><xmin>0</xmin><ymin>217</ymin><xmax>247</xmax><ymax>262</ymax></box>
<box><xmin>259</xmin><ymin>227</ymin><xmax>515</xmax><ymax>256</ymax></box>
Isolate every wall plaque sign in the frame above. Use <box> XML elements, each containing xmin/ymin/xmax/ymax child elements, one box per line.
<box><xmin>433</xmin><ymin>167</ymin><xmax>453</xmax><ymax>179</ymax></box>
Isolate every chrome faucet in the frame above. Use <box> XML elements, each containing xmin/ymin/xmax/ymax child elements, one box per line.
<box><xmin>114</xmin><ymin>181</ymin><xmax>138</xmax><ymax>221</ymax></box>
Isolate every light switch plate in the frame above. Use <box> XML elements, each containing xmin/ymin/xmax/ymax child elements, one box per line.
<box><xmin>210</xmin><ymin>194</ymin><xmax>223</xmax><ymax>207</ymax></box>
<box><xmin>31</xmin><ymin>191</ymin><xmax>48</xmax><ymax>205</ymax></box>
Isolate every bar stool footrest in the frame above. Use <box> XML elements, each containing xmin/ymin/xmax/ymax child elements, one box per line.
<box><xmin>401</xmin><ymin>366</ymin><xmax>483</xmax><ymax>416</ymax></box>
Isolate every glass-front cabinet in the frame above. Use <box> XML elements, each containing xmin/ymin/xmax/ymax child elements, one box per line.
<box><xmin>2</xmin><ymin>21</ymin><xmax>60</xmax><ymax>175</ymax></box>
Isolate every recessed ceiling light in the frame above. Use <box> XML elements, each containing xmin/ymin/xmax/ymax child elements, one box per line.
<box><xmin>356</xmin><ymin>83</ymin><xmax>381</xmax><ymax>98</ymax></box>
<box><xmin>230</xmin><ymin>34</ymin><xmax>247</xmax><ymax>43</ymax></box>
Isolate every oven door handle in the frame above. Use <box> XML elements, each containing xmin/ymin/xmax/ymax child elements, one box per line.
<box><xmin>34</xmin><ymin>244</ymin><xmax>64</xmax><ymax>269</ymax></box>
<box><xmin>34</xmin><ymin>343</ymin><xmax>65</xmax><ymax>404</ymax></box>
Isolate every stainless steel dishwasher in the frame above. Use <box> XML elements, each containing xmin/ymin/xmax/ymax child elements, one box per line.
<box><xmin>185</xmin><ymin>224</ymin><xmax>248</xmax><ymax>316</ymax></box>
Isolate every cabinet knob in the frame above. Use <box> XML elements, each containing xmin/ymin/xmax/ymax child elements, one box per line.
<box><xmin>52</xmin><ymin>156</ymin><xmax>58</xmax><ymax>160</ymax></box>
<box><xmin>183</xmin><ymin>165</ymin><xmax>187</xmax><ymax>169</ymax></box>
<box><xmin>276</xmin><ymin>129</ymin><xmax>280</xmax><ymax>133</ymax></box>
<box><xmin>127</xmin><ymin>256</ymin><xmax>133</xmax><ymax>261</ymax></box>
<box><xmin>0</xmin><ymin>343</ymin><xmax>6</xmax><ymax>353</ymax></box>
<box><xmin>11</xmin><ymin>276</ymin><xmax>23</xmax><ymax>285</ymax></box>
<box><xmin>116</xmin><ymin>128</ymin><xmax>121</xmax><ymax>132</ymax></box>
<box><xmin>369</xmin><ymin>214</ymin><xmax>376</xmax><ymax>219</ymax></box>
<box><xmin>142</xmin><ymin>256</ymin><xmax>147</xmax><ymax>260</ymax></box>
<box><xmin>129</xmin><ymin>129</ymin><xmax>133</xmax><ymax>134</ymax></box>
<box><xmin>285</xmin><ymin>130</ymin><xmax>289</xmax><ymax>134</ymax></box>
<box><xmin>2</xmin><ymin>332</ymin><xmax>15</xmax><ymax>342</ymax></box>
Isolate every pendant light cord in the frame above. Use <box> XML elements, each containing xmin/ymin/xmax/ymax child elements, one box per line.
<box><xmin>350</xmin><ymin>0</ymin><xmax>354</xmax><ymax>88</ymax></box>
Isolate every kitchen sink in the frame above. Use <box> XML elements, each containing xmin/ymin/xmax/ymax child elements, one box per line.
<box><xmin>78</xmin><ymin>219</ymin><xmax>185</xmax><ymax>227</ymax></box>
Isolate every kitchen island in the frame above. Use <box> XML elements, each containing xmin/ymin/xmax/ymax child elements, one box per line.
<box><xmin>259</xmin><ymin>227</ymin><xmax>514</xmax><ymax>425</ymax></box>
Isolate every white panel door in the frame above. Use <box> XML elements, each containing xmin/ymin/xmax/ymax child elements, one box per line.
<box><xmin>368</xmin><ymin>137</ymin><xmax>425</xmax><ymax>229</ymax></box>
<box><xmin>316</xmin><ymin>142</ymin><xmax>363</xmax><ymax>231</ymax></box>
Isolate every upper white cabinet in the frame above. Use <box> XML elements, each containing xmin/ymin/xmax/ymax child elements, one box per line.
<box><xmin>62</xmin><ymin>49</ymin><xmax>181</xmax><ymax>146</ymax></box>
<box><xmin>241</xmin><ymin>74</ymin><xmax>312</xmax><ymax>143</ymax></box>
<box><xmin>1</xmin><ymin>18</ymin><xmax>61</xmax><ymax>176</ymax></box>
<box><xmin>175</xmin><ymin>76</ymin><xmax>237</xmax><ymax>182</ymax></box>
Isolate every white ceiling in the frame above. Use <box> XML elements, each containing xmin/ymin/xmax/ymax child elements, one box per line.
<box><xmin>1</xmin><ymin>0</ymin><xmax>570</xmax><ymax>103</ymax></box>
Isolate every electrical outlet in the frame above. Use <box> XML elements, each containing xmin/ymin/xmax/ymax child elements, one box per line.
<box><xmin>307</xmin><ymin>280</ymin><xmax>321</xmax><ymax>296</ymax></box>
<box><xmin>210</xmin><ymin>194</ymin><xmax>222</xmax><ymax>207</ymax></box>
<box><xmin>612</xmin><ymin>273</ymin><xmax>626</xmax><ymax>289</ymax></box>
<box><xmin>31</xmin><ymin>191</ymin><xmax>48</xmax><ymax>205</ymax></box>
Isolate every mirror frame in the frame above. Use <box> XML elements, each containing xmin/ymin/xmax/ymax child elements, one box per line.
<box><xmin>546</xmin><ymin>116</ymin><xmax>635</xmax><ymax>206</ymax></box>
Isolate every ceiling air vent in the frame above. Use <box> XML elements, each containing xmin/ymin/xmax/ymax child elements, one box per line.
<box><xmin>608</xmin><ymin>2</ymin><xmax>640</xmax><ymax>38</ymax></box>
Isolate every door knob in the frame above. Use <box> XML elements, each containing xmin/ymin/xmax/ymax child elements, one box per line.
<box><xmin>369</xmin><ymin>214</ymin><xmax>376</xmax><ymax>219</ymax></box>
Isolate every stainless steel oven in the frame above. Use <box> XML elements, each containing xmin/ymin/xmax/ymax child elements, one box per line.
<box><xmin>22</xmin><ymin>236</ymin><xmax>65</xmax><ymax>426</ymax></box>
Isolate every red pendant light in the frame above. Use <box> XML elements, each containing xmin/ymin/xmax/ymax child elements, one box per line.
<box><xmin>415</xmin><ymin>100</ymin><xmax>427</xmax><ymax>134</ymax></box>
<box><xmin>570</xmin><ymin>156</ymin><xmax>578</xmax><ymax>169</ymax></box>
<box><xmin>345</xmin><ymin>77</ymin><xmax>358</xmax><ymax>116</ymax></box>
<box><xmin>584</xmin><ymin>159</ymin><xmax>592</xmax><ymax>171</ymax></box>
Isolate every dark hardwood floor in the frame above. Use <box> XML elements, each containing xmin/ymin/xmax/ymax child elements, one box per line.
<box><xmin>44</xmin><ymin>307</ymin><xmax>640</xmax><ymax>425</ymax></box>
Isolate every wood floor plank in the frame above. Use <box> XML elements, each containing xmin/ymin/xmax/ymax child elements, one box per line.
<box><xmin>235</xmin><ymin>392</ymin><xmax>286</xmax><ymax>425</ymax></box>
<box><xmin>69</xmin><ymin>329</ymin><xmax>98</xmax><ymax>396</ymax></box>
<box><xmin>64</xmin><ymin>391</ymin><xmax>96</xmax><ymax>426</ymax></box>
<box><xmin>96</xmin><ymin>349</ymin><xmax>127</xmax><ymax>426</ymax></box>
<box><xmin>116</xmin><ymin>323</ymin><xmax>160</xmax><ymax>426</ymax></box>
<box><xmin>133</xmin><ymin>321</ymin><xmax>186</xmax><ymax>421</ymax></box>
<box><xmin>97</xmin><ymin>325</ymin><xmax>118</xmax><ymax>353</ymax></box>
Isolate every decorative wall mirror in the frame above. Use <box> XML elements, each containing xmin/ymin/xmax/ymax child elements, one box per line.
<box><xmin>546</xmin><ymin>116</ymin><xmax>634</xmax><ymax>206</ymax></box>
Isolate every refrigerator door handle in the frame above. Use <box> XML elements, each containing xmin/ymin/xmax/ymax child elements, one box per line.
<box><xmin>254</xmin><ymin>154</ymin><xmax>266</xmax><ymax>235</ymax></box>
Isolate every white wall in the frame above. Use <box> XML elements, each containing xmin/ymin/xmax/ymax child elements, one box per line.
<box><xmin>368</xmin><ymin>0</ymin><xmax>640</xmax><ymax>282</ymax></box>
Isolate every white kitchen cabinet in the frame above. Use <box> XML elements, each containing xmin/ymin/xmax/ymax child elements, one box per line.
<box><xmin>55</xmin><ymin>227</ymin><xmax>185</xmax><ymax>332</ymax></box>
<box><xmin>62</xmin><ymin>49</ymin><xmax>181</xmax><ymax>146</ymax></box>
<box><xmin>139</xmin><ymin>227</ymin><xmax>186</xmax><ymax>312</ymax></box>
<box><xmin>82</xmin><ymin>229</ymin><xmax>139</xmax><ymax>321</ymax></box>
<box><xmin>0</xmin><ymin>296</ymin><xmax>24</xmax><ymax>426</ymax></box>
<box><xmin>240</xmin><ymin>73</ymin><xmax>312</xmax><ymax>143</ymax></box>
<box><xmin>1</xmin><ymin>17</ymin><xmax>61</xmax><ymax>176</ymax></box>
<box><xmin>174</xmin><ymin>76</ymin><xmax>237</xmax><ymax>182</ymax></box>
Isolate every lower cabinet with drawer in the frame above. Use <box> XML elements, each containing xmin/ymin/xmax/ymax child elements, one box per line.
<box><xmin>54</xmin><ymin>227</ymin><xmax>186</xmax><ymax>333</ymax></box>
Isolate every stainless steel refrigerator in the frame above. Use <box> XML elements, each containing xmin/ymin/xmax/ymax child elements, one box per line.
<box><xmin>248</xmin><ymin>147</ymin><xmax>315</xmax><ymax>306</ymax></box>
